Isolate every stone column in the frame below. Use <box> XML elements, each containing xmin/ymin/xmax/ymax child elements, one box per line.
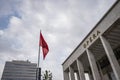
<box><xmin>76</xmin><ymin>72</ymin><xmax>80</xmax><ymax>80</ymax></box>
<box><xmin>100</xmin><ymin>36</ymin><xmax>120</xmax><ymax>80</ymax></box>
<box><xmin>76</xmin><ymin>59</ymin><xmax>85</xmax><ymax>80</ymax></box>
<box><xmin>97</xmin><ymin>62</ymin><xmax>104</xmax><ymax>80</ymax></box>
<box><xmin>63</xmin><ymin>71</ymin><xmax>69</xmax><ymax>80</ymax></box>
<box><xmin>69</xmin><ymin>66</ymin><xmax>75</xmax><ymax>80</ymax></box>
<box><xmin>86</xmin><ymin>49</ymin><xmax>101</xmax><ymax>80</ymax></box>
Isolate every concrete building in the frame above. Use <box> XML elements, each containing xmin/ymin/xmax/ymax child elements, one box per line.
<box><xmin>1</xmin><ymin>60</ymin><xmax>37</xmax><ymax>80</ymax></box>
<box><xmin>62</xmin><ymin>1</ymin><xmax>120</xmax><ymax>80</ymax></box>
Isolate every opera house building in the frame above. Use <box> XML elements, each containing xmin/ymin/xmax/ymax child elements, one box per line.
<box><xmin>62</xmin><ymin>1</ymin><xmax>120</xmax><ymax>80</ymax></box>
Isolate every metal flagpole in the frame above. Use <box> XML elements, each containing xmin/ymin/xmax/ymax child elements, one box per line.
<box><xmin>38</xmin><ymin>43</ymin><xmax>40</xmax><ymax>69</ymax></box>
<box><xmin>36</xmin><ymin>30</ymin><xmax>41</xmax><ymax>80</ymax></box>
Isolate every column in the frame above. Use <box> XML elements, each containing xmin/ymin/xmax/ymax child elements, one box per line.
<box><xmin>76</xmin><ymin>59</ymin><xmax>85</xmax><ymax>80</ymax></box>
<box><xmin>63</xmin><ymin>71</ymin><xmax>69</xmax><ymax>80</ymax></box>
<box><xmin>100</xmin><ymin>36</ymin><xmax>120</xmax><ymax>80</ymax></box>
<box><xmin>86</xmin><ymin>49</ymin><xmax>101</xmax><ymax>80</ymax></box>
<box><xmin>76</xmin><ymin>72</ymin><xmax>80</xmax><ymax>80</ymax></box>
<box><xmin>69</xmin><ymin>66</ymin><xmax>75</xmax><ymax>80</ymax></box>
<box><xmin>97</xmin><ymin>62</ymin><xmax>104</xmax><ymax>80</ymax></box>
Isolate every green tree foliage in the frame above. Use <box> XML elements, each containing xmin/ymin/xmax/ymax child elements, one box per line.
<box><xmin>42</xmin><ymin>70</ymin><xmax>52</xmax><ymax>80</ymax></box>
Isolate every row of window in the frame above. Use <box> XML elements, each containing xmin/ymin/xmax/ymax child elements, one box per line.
<box><xmin>5</xmin><ymin>64</ymin><xmax>36</xmax><ymax>68</ymax></box>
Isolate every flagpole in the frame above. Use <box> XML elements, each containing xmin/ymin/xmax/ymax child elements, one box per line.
<box><xmin>38</xmin><ymin>44</ymin><xmax>40</xmax><ymax>68</ymax></box>
<box><xmin>36</xmin><ymin>30</ymin><xmax>49</xmax><ymax>80</ymax></box>
<box><xmin>38</xmin><ymin>44</ymin><xmax>41</xmax><ymax>80</ymax></box>
<box><xmin>36</xmin><ymin>30</ymin><xmax>41</xmax><ymax>80</ymax></box>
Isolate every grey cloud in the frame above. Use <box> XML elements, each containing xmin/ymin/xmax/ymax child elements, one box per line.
<box><xmin>0</xmin><ymin>0</ymin><xmax>116</xmax><ymax>80</ymax></box>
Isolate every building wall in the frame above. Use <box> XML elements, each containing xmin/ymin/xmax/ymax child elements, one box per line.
<box><xmin>1</xmin><ymin>60</ymin><xmax>37</xmax><ymax>80</ymax></box>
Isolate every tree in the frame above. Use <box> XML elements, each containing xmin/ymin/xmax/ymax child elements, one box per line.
<box><xmin>42</xmin><ymin>70</ymin><xmax>52</xmax><ymax>80</ymax></box>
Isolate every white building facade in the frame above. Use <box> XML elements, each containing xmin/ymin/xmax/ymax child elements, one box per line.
<box><xmin>1</xmin><ymin>60</ymin><xmax>37</xmax><ymax>80</ymax></box>
<box><xmin>62</xmin><ymin>1</ymin><xmax>120</xmax><ymax>80</ymax></box>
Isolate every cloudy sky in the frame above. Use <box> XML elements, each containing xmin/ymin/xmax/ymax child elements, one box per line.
<box><xmin>0</xmin><ymin>0</ymin><xmax>116</xmax><ymax>80</ymax></box>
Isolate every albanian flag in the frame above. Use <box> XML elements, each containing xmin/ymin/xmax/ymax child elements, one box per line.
<box><xmin>39</xmin><ymin>32</ymin><xmax>49</xmax><ymax>59</ymax></box>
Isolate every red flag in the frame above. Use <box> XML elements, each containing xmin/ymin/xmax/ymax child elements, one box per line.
<box><xmin>39</xmin><ymin>32</ymin><xmax>49</xmax><ymax>59</ymax></box>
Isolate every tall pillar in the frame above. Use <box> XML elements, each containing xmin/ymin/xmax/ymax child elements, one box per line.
<box><xmin>86</xmin><ymin>49</ymin><xmax>101</xmax><ymax>80</ymax></box>
<box><xmin>63</xmin><ymin>71</ymin><xmax>69</xmax><ymax>80</ymax></box>
<box><xmin>97</xmin><ymin>62</ymin><xmax>104</xmax><ymax>80</ymax></box>
<box><xmin>69</xmin><ymin>66</ymin><xmax>75</xmax><ymax>80</ymax></box>
<box><xmin>100</xmin><ymin>36</ymin><xmax>120</xmax><ymax>80</ymax></box>
<box><xmin>76</xmin><ymin>72</ymin><xmax>80</xmax><ymax>80</ymax></box>
<box><xmin>76</xmin><ymin>59</ymin><xmax>85</xmax><ymax>80</ymax></box>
